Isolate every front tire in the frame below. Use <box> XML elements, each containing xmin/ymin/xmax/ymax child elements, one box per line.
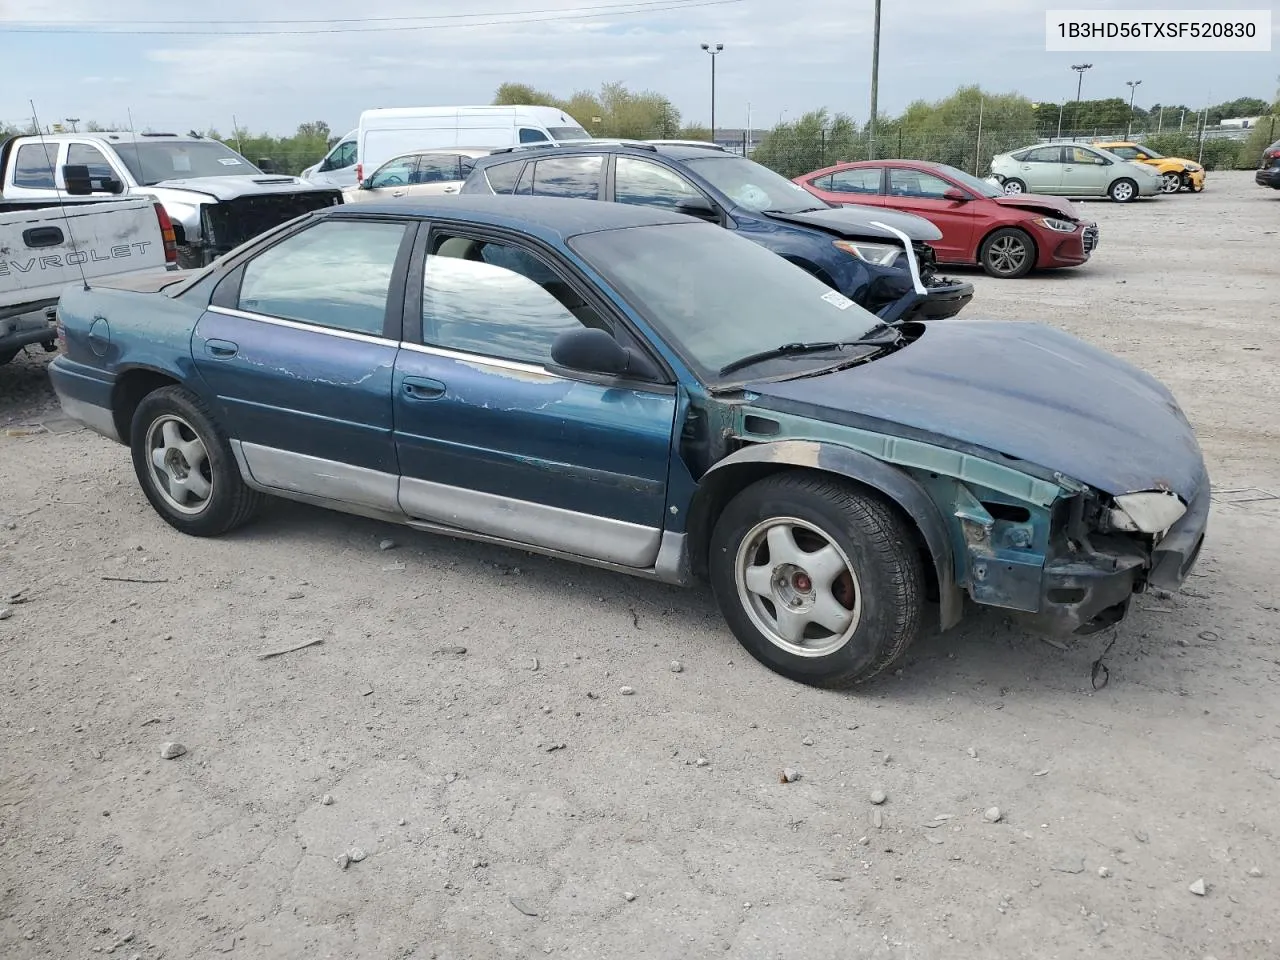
<box><xmin>1160</xmin><ymin>172</ymin><xmax>1181</xmax><ymax>194</ymax></box>
<box><xmin>979</xmin><ymin>227</ymin><xmax>1036</xmax><ymax>278</ymax></box>
<box><xmin>708</xmin><ymin>471</ymin><xmax>924</xmax><ymax>688</ymax></box>
<box><xmin>1002</xmin><ymin>178</ymin><xmax>1027</xmax><ymax>195</ymax></box>
<box><xmin>130</xmin><ymin>386</ymin><xmax>262</xmax><ymax>536</ymax></box>
<box><xmin>1109</xmin><ymin>178</ymin><xmax>1138</xmax><ymax>202</ymax></box>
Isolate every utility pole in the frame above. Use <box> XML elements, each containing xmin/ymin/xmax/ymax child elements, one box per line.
<box><xmin>868</xmin><ymin>0</ymin><xmax>882</xmax><ymax>159</ymax></box>
<box><xmin>1125</xmin><ymin>80</ymin><xmax>1142</xmax><ymax>138</ymax></box>
<box><xmin>65</xmin><ymin>117</ymin><xmax>80</xmax><ymax>132</ymax></box>
<box><xmin>1071</xmin><ymin>63</ymin><xmax>1092</xmax><ymax>138</ymax></box>
<box><xmin>700</xmin><ymin>43</ymin><xmax>723</xmax><ymax>141</ymax></box>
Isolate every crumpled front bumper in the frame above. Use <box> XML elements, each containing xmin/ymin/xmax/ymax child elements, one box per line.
<box><xmin>1030</xmin><ymin>481</ymin><xmax>1210</xmax><ymax>634</ymax></box>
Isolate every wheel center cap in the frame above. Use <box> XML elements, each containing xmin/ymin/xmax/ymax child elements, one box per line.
<box><xmin>792</xmin><ymin>571</ymin><xmax>812</xmax><ymax>593</ymax></box>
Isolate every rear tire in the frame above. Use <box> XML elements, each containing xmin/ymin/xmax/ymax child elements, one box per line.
<box><xmin>1108</xmin><ymin>178</ymin><xmax>1138</xmax><ymax>202</ymax></box>
<box><xmin>1002</xmin><ymin>178</ymin><xmax>1027</xmax><ymax>195</ymax></box>
<box><xmin>979</xmin><ymin>227</ymin><xmax>1036</xmax><ymax>279</ymax></box>
<box><xmin>129</xmin><ymin>385</ymin><xmax>262</xmax><ymax>537</ymax></box>
<box><xmin>708</xmin><ymin>471</ymin><xmax>924</xmax><ymax>688</ymax></box>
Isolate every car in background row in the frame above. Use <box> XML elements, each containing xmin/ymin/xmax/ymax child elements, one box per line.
<box><xmin>301</xmin><ymin>128</ymin><xmax>358</xmax><ymax>189</ymax></box>
<box><xmin>794</xmin><ymin>159</ymin><xmax>1099</xmax><ymax>279</ymax></box>
<box><xmin>342</xmin><ymin>149</ymin><xmax>493</xmax><ymax>203</ymax></box>
<box><xmin>45</xmin><ymin>196</ymin><xmax>1210</xmax><ymax>688</ymax></box>
<box><xmin>990</xmin><ymin>142</ymin><xmax>1162</xmax><ymax>202</ymax></box>
<box><xmin>0</xmin><ymin>132</ymin><xmax>343</xmax><ymax>268</ymax></box>
<box><xmin>1257</xmin><ymin>138</ymin><xmax>1280</xmax><ymax>190</ymax></box>
<box><xmin>461</xmin><ymin>140</ymin><xmax>975</xmax><ymax>322</ymax></box>
<box><xmin>1092</xmin><ymin>140</ymin><xmax>1205</xmax><ymax>194</ymax></box>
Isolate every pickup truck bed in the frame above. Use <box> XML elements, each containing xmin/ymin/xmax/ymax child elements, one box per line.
<box><xmin>2</xmin><ymin>196</ymin><xmax>174</xmax><ymax>362</ymax></box>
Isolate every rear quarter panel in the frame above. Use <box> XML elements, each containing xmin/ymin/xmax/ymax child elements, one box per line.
<box><xmin>57</xmin><ymin>283</ymin><xmax>208</xmax><ymax>389</ymax></box>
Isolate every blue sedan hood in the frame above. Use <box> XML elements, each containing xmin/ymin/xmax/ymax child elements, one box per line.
<box><xmin>746</xmin><ymin>320</ymin><xmax>1205</xmax><ymax>500</ymax></box>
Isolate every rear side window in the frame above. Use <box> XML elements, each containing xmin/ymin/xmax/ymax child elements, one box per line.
<box><xmin>1024</xmin><ymin>146</ymin><xmax>1063</xmax><ymax>163</ymax></box>
<box><xmin>482</xmin><ymin>160</ymin><xmax>524</xmax><ymax>194</ymax></box>
<box><xmin>530</xmin><ymin>156</ymin><xmax>603</xmax><ymax>199</ymax></box>
<box><xmin>238</xmin><ymin>220</ymin><xmax>409</xmax><ymax>336</ymax></box>
<box><xmin>828</xmin><ymin>168</ymin><xmax>882</xmax><ymax>194</ymax></box>
<box><xmin>12</xmin><ymin>143</ymin><xmax>58</xmax><ymax>188</ymax></box>
<box><xmin>519</xmin><ymin>128</ymin><xmax>550</xmax><ymax>143</ymax></box>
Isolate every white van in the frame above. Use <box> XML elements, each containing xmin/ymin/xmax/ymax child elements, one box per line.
<box><xmin>355</xmin><ymin>105</ymin><xmax>591</xmax><ymax>183</ymax></box>
<box><xmin>301</xmin><ymin>129</ymin><xmax>358</xmax><ymax>189</ymax></box>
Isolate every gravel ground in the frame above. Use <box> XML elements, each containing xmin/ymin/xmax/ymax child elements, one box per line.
<box><xmin>1</xmin><ymin>172</ymin><xmax>1277</xmax><ymax>959</ymax></box>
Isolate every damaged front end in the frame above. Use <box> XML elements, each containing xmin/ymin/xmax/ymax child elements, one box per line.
<box><xmin>937</xmin><ymin>474</ymin><xmax>1209</xmax><ymax>635</ymax></box>
<box><xmin>198</xmin><ymin>191</ymin><xmax>343</xmax><ymax>263</ymax></box>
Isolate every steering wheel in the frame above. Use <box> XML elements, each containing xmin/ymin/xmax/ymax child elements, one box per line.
<box><xmin>378</xmin><ymin>174</ymin><xmax>406</xmax><ymax>186</ymax></box>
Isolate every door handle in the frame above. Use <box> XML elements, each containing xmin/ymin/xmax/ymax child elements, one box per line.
<box><xmin>442</xmin><ymin>185</ymin><xmax>458</xmax><ymax>194</ymax></box>
<box><xmin>402</xmin><ymin>376</ymin><xmax>446</xmax><ymax>400</ymax></box>
<box><xmin>206</xmin><ymin>338</ymin><xmax>239</xmax><ymax>359</ymax></box>
<box><xmin>391</xmin><ymin>189</ymin><xmax>406</xmax><ymax>197</ymax></box>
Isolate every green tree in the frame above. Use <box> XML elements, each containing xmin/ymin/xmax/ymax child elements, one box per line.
<box><xmin>491</xmin><ymin>81</ymin><xmax>680</xmax><ymax>139</ymax></box>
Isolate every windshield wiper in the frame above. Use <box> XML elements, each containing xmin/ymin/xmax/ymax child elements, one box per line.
<box><xmin>762</xmin><ymin>206</ymin><xmax>828</xmax><ymax>215</ymax></box>
<box><xmin>718</xmin><ymin>341</ymin><xmax>849</xmax><ymax>376</ymax></box>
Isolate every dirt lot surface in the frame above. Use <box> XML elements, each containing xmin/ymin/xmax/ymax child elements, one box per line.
<box><xmin>1</xmin><ymin>172</ymin><xmax>1277</xmax><ymax>959</ymax></box>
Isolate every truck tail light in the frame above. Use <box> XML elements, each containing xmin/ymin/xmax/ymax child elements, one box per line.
<box><xmin>153</xmin><ymin>203</ymin><xmax>178</xmax><ymax>264</ymax></box>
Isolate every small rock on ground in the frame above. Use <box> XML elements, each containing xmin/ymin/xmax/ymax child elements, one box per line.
<box><xmin>802</xmin><ymin>736</ymin><xmax>814</xmax><ymax>746</ymax></box>
<box><xmin>695</xmin><ymin>757</ymin><xmax>709</xmax><ymax>767</ymax></box>
<box><xmin>984</xmin><ymin>806</ymin><xmax>1003</xmax><ymax>823</ymax></box>
<box><xmin>348</xmin><ymin>847</ymin><xmax>367</xmax><ymax>863</ymax></box>
<box><xmin>1247</xmin><ymin>866</ymin><xmax>1263</xmax><ymax>877</ymax></box>
<box><xmin>870</xmin><ymin>789</ymin><xmax>887</xmax><ymax>805</ymax></box>
<box><xmin>1098</xmin><ymin>865</ymin><xmax>1111</xmax><ymax>878</ymax></box>
<box><xmin>780</xmin><ymin>768</ymin><xmax>800</xmax><ymax>783</ymax></box>
<box><xmin>335</xmin><ymin>853</ymin><xmax>351</xmax><ymax>870</ymax></box>
<box><xmin>623</xmin><ymin>891</ymin><xmax>636</xmax><ymax>902</ymax></box>
<box><xmin>620</xmin><ymin>686</ymin><xmax>635</xmax><ymax>696</ymax></box>
<box><xmin>1188</xmin><ymin>878</ymin><xmax>1207</xmax><ymax>896</ymax></box>
<box><xmin>0</xmin><ymin>607</ymin><xmax>12</xmax><ymax>621</ymax></box>
<box><xmin>321</xmin><ymin>794</ymin><xmax>333</xmax><ymax>806</ymax></box>
<box><xmin>669</xmin><ymin>661</ymin><xmax>683</xmax><ymax>673</ymax></box>
<box><xmin>159</xmin><ymin>742</ymin><xmax>186</xmax><ymax>760</ymax></box>
<box><xmin>379</xmin><ymin>539</ymin><xmax>398</xmax><ymax>551</ymax></box>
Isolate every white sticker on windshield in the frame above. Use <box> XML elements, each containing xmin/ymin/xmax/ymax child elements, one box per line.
<box><xmin>217</xmin><ymin>158</ymin><xmax>243</xmax><ymax>165</ymax></box>
<box><xmin>821</xmin><ymin>290</ymin><xmax>855</xmax><ymax>310</ymax></box>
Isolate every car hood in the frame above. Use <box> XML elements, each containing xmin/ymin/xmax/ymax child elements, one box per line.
<box><xmin>764</xmin><ymin>205</ymin><xmax>943</xmax><ymax>242</ymax></box>
<box><xmin>990</xmin><ymin>194</ymin><xmax>1081</xmax><ymax>219</ymax></box>
<box><xmin>141</xmin><ymin>176</ymin><xmax>340</xmax><ymax>202</ymax></box>
<box><xmin>744</xmin><ymin>320</ymin><xmax>1204</xmax><ymax>501</ymax></box>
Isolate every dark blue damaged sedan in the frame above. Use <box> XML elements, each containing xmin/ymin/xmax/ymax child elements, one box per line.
<box><xmin>48</xmin><ymin>196</ymin><xmax>1209</xmax><ymax>688</ymax></box>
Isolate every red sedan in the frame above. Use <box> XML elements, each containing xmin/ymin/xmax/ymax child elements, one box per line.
<box><xmin>794</xmin><ymin>160</ymin><xmax>1099</xmax><ymax>278</ymax></box>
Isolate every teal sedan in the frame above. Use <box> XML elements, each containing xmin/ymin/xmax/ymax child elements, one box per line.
<box><xmin>990</xmin><ymin>142</ymin><xmax>1162</xmax><ymax>202</ymax></box>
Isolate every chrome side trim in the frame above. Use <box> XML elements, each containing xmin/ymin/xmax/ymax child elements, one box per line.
<box><xmin>54</xmin><ymin>393</ymin><xmax>120</xmax><ymax>443</ymax></box>
<box><xmin>399</xmin><ymin>475</ymin><xmax>660</xmax><ymax>568</ymax></box>
<box><xmin>207</xmin><ymin>305</ymin><xmax>392</xmax><ymax>346</ymax></box>
<box><xmin>398</xmin><ymin>340</ymin><xmax>553</xmax><ymax>377</ymax></box>
<box><xmin>238</xmin><ymin>442</ymin><xmax>400</xmax><ymax>513</ymax></box>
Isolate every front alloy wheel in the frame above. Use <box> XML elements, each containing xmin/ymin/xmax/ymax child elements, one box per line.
<box><xmin>1109</xmin><ymin>178</ymin><xmax>1137</xmax><ymax>202</ymax></box>
<box><xmin>1160</xmin><ymin>172</ymin><xmax>1181</xmax><ymax>194</ymax></box>
<box><xmin>980</xmin><ymin>228</ymin><xmax>1036</xmax><ymax>279</ymax></box>
<box><xmin>709</xmin><ymin>471</ymin><xmax>924</xmax><ymax>688</ymax></box>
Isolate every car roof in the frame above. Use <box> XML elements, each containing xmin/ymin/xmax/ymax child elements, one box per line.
<box><xmin>470</xmin><ymin>140</ymin><xmax>733</xmax><ymax>168</ymax></box>
<box><xmin>329</xmin><ymin>194</ymin><xmax>695</xmax><ymax>239</ymax></box>
<box><xmin>21</xmin><ymin>132</ymin><xmax>211</xmax><ymax>144</ymax></box>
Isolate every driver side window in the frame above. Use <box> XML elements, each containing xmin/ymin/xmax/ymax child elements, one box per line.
<box><xmin>370</xmin><ymin>156</ymin><xmax>418</xmax><ymax>188</ymax></box>
<box><xmin>422</xmin><ymin>233</ymin><xmax>610</xmax><ymax>367</ymax></box>
<box><xmin>1070</xmin><ymin>147</ymin><xmax>1106</xmax><ymax>165</ymax></box>
<box><xmin>613</xmin><ymin>157</ymin><xmax>703</xmax><ymax>209</ymax></box>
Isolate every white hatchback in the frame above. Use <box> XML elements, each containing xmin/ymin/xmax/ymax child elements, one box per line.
<box><xmin>342</xmin><ymin>149</ymin><xmax>493</xmax><ymax>204</ymax></box>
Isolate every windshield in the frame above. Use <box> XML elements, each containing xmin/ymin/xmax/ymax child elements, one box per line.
<box><xmin>570</xmin><ymin>222</ymin><xmax>882</xmax><ymax>381</ymax></box>
<box><xmin>684</xmin><ymin>155</ymin><xmax>826</xmax><ymax>214</ymax></box>
<box><xmin>931</xmin><ymin>163</ymin><xmax>1003</xmax><ymax>198</ymax></box>
<box><xmin>549</xmin><ymin>125</ymin><xmax>591</xmax><ymax>141</ymax></box>
<box><xmin>114</xmin><ymin>140</ymin><xmax>261</xmax><ymax>185</ymax></box>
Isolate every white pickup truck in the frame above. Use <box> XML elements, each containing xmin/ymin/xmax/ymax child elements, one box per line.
<box><xmin>1</xmin><ymin>132</ymin><xmax>343</xmax><ymax>268</ymax></box>
<box><xmin>1</xmin><ymin>174</ymin><xmax>176</xmax><ymax>365</ymax></box>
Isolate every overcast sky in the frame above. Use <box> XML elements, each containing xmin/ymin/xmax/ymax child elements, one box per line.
<box><xmin>2</xmin><ymin>0</ymin><xmax>1276</xmax><ymax>136</ymax></box>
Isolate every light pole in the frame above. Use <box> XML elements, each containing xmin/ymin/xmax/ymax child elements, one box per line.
<box><xmin>700</xmin><ymin>43</ymin><xmax>723</xmax><ymax>142</ymax></box>
<box><xmin>1070</xmin><ymin>63</ymin><xmax>1092</xmax><ymax>138</ymax></box>
<box><xmin>65</xmin><ymin>117</ymin><xmax>79</xmax><ymax>132</ymax></box>
<box><xmin>1125</xmin><ymin>79</ymin><xmax>1142</xmax><ymax>138</ymax></box>
<box><xmin>868</xmin><ymin>0</ymin><xmax>882</xmax><ymax>159</ymax></box>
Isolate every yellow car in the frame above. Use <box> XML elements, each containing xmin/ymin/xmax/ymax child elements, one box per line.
<box><xmin>1093</xmin><ymin>141</ymin><xmax>1205</xmax><ymax>194</ymax></box>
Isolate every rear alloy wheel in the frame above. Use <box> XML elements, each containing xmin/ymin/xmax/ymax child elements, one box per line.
<box><xmin>130</xmin><ymin>386</ymin><xmax>262</xmax><ymax>536</ymax></box>
<box><xmin>1160</xmin><ymin>172</ymin><xmax>1182</xmax><ymax>194</ymax></box>
<box><xmin>979</xmin><ymin>227</ymin><xmax>1036</xmax><ymax>279</ymax></box>
<box><xmin>709</xmin><ymin>471</ymin><xmax>923</xmax><ymax>688</ymax></box>
<box><xmin>1108</xmin><ymin>178</ymin><xmax>1138</xmax><ymax>202</ymax></box>
<box><xmin>1002</xmin><ymin>178</ymin><xmax>1027</xmax><ymax>195</ymax></box>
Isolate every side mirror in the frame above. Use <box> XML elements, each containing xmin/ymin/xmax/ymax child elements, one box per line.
<box><xmin>257</xmin><ymin>158</ymin><xmax>277</xmax><ymax>173</ymax></box>
<box><xmin>942</xmin><ymin>187</ymin><xmax>969</xmax><ymax>202</ymax></box>
<box><xmin>360</xmin><ymin>177</ymin><xmax>373</xmax><ymax>190</ymax></box>
<box><xmin>62</xmin><ymin>164</ymin><xmax>92</xmax><ymax>195</ymax></box>
<box><xmin>674</xmin><ymin>197</ymin><xmax>720</xmax><ymax>222</ymax></box>
<box><xmin>550</xmin><ymin>328</ymin><xmax>660</xmax><ymax>380</ymax></box>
